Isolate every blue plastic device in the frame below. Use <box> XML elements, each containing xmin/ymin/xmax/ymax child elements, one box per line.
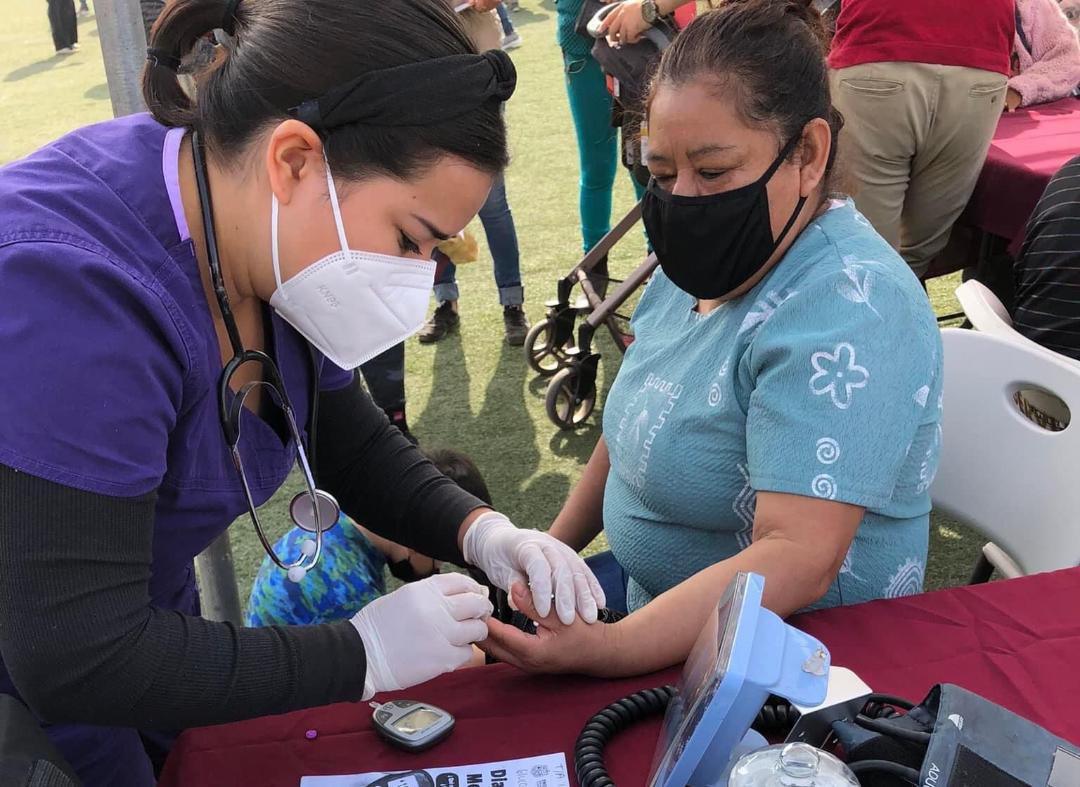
<box><xmin>647</xmin><ymin>572</ymin><xmax>831</xmax><ymax>787</ymax></box>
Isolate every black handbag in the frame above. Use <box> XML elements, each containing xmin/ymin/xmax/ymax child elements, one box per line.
<box><xmin>589</xmin><ymin>16</ymin><xmax>676</xmax><ymax>111</ymax></box>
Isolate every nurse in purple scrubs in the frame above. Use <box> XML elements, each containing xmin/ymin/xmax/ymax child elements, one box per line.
<box><xmin>0</xmin><ymin>0</ymin><xmax>604</xmax><ymax>783</ymax></box>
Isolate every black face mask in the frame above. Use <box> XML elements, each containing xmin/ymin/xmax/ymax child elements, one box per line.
<box><xmin>642</xmin><ymin>135</ymin><xmax>808</xmax><ymax>300</ymax></box>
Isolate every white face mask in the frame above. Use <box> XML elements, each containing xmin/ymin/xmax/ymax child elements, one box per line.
<box><xmin>268</xmin><ymin>161</ymin><xmax>437</xmax><ymax>370</ymax></box>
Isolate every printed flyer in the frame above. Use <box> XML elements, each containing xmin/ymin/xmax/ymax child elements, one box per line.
<box><xmin>300</xmin><ymin>753</ymin><xmax>570</xmax><ymax>787</ymax></box>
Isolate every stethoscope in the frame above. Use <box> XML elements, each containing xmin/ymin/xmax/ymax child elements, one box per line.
<box><xmin>192</xmin><ymin>131</ymin><xmax>339</xmax><ymax>583</ymax></box>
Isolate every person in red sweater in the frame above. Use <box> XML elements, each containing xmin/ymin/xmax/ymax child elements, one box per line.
<box><xmin>828</xmin><ymin>0</ymin><xmax>1015</xmax><ymax>279</ymax></box>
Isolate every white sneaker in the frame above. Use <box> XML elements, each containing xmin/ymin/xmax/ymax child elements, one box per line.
<box><xmin>71</xmin><ymin>42</ymin><xmax>81</xmax><ymax>50</ymax></box>
<box><xmin>78</xmin><ymin>7</ymin><xmax>90</xmax><ymax>17</ymax></box>
<box><xmin>55</xmin><ymin>46</ymin><xmax>76</xmax><ymax>55</ymax></box>
<box><xmin>501</xmin><ymin>31</ymin><xmax>523</xmax><ymax>50</ymax></box>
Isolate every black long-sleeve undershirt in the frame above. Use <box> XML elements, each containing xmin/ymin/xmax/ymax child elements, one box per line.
<box><xmin>0</xmin><ymin>381</ymin><xmax>484</xmax><ymax>729</ymax></box>
<box><xmin>315</xmin><ymin>378</ymin><xmax>480</xmax><ymax>564</ymax></box>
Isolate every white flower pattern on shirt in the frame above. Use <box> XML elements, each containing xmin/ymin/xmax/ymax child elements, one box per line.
<box><xmin>809</xmin><ymin>343</ymin><xmax>869</xmax><ymax>410</ymax></box>
<box><xmin>837</xmin><ymin>257</ymin><xmax>883</xmax><ymax>320</ymax></box>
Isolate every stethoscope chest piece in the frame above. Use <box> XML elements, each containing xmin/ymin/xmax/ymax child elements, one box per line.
<box><xmin>290</xmin><ymin>489</ymin><xmax>341</xmax><ymax>534</ymax></box>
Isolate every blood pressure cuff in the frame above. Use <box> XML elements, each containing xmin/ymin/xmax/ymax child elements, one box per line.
<box><xmin>836</xmin><ymin>684</ymin><xmax>1080</xmax><ymax>787</ymax></box>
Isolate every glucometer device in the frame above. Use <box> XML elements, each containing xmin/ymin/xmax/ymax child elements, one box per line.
<box><xmin>370</xmin><ymin>700</ymin><xmax>455</xmax><ymax>752</ymax></box>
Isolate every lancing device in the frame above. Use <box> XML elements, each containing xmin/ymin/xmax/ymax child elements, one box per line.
<box><xmin>370</xmin><ymin>700</ymin><xmax>455</xmax><ymax>752</ymax></box>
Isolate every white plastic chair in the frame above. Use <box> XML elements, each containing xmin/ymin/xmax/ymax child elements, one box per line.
<box><xmin>955</xmin><ymin>280</ymin><xmax>1014</xmax><ymax>339</ymax></box>
<box><xmin>931</xmin><ymin>329</ymin><xmax>1080</xmax><ymax>581</ymax></box>
<box><xmin>956</xmin><ymin>280</ymin><xmax>1080</xmax><ymax>369</ymax></box>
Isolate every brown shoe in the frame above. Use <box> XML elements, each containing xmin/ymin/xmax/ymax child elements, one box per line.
<box><xmin>503</xmin><ymin>305</ymin><xmax>530</xmax><ymax>346</ymax></box>
<box><xmin>418</xmin><ymin>301</ymin><xmax>459</xmax><ymax>344</ymax></box>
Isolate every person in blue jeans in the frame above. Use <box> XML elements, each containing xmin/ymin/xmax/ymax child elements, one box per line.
<box><xmin>418</xmin><ymin>175</ymin><xmax>531</xmax><ymax>345</ymax></box>
<box><xmin>496</xmin><ymin>3</ymin><xmax>522</xmax><ymax>49</ymax></box>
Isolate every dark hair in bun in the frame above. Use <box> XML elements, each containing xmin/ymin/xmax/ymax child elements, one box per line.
<box><xmin>142</xmin><ymin>0</ymin><xmax>508</xmax><ymax>181</ymax></box>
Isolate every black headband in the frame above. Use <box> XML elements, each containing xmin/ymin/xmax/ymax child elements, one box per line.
<box><xmin>146</xmin><ymin>47</ymin><xmax>182</xmax><ymax>72</ymax></box>
<box><xmin>289</xmin><ymin>50</ymin><xmax>516</xmax><ymax>131</ymax></box>
<box><xmin>221</xmin><ymin>0</ymin><xmax>242</xmax><ymax>36</ymax></box>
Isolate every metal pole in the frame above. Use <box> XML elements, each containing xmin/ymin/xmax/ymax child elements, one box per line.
<box><xmin>194</xmin><ymin>533</ymin><xmax>244</xmax><ymax>624</ymax></box>
<box><xmin>95</xmin><ymin>0</ymin><xmax>245</xmax><ymax>625</ymax></box>
<box><xmin>92</xmin><ymin>0</ymin><xmax>147</xmax><ymax>117</ymax></box>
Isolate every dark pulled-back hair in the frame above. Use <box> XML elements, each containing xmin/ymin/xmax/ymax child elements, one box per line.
<box><xmin>142</xmin><ymin>0</ymin><xmax>509</xmax><ymax>180</ymax></box>
<box><xmin>424</xmin><ymin>448</ymin><xmax>493</xmax><ymax>506</ymax></box>
<box><xmin>649</xmin><ymin>0</ymin><xmax>842</xmax><ymax>185</ymax></box>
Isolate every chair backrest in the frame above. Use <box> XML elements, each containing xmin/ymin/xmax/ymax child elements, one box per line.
<box><xmin>931</xmin><ymin>329</ymin><xmax>1080</xmax><ymax>575</ymax></box>
<box><xmin>956</xmin><ymin>280</ymin><xmax>1080</xmax><ymax>370</ymax></box>
<box><xmin>955</xmin><ymin>280</ymin><xmax>1014</xmax><ymax>336</ymax></box>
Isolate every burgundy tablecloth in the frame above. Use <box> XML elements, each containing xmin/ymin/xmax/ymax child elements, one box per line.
<box><xmin>160</xmin><ymin>568</ymin><xmax>1080</xmax><ymax>787</ymax></box>
<box><xmin>962</xmin><ymin>98</ymin><xmax>1080</xmax><ymax>252</ymax></box>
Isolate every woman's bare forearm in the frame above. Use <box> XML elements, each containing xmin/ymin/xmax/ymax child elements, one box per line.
<box><xmin>600</xmin><ymin>517</ymin><xmax>855</xmax><ymax>678</ymax></box>
<box><xmin>548</xmin><ymin>437</ymin><xmax>610</xmax><ymax>552</ymax></box>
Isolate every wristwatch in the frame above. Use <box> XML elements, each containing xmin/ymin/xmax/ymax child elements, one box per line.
<box><xmin>641</xmin><ymin>0</ymin><xmax>660</xmax><ymax>26</ymax></box>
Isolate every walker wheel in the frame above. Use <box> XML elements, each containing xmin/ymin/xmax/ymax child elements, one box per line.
<box><xmin>524</xmin><ymin>318</ymin><xmax>567</xmax><ymax>377</ymax></box>
<box><xmin>545</xmin><ymin>366</ymin><xmax>597</xmax><ymax>430</ymax></box>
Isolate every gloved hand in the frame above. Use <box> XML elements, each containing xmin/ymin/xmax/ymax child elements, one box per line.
<box><xmin>350</xmin><ymin>573</ymin><xmax>492</xmax><ymax>700</ymax></box>
<box><xmin>463</xmin><ymin>511</ymin><xmax>606</xmax><ymax>626</ymax></box>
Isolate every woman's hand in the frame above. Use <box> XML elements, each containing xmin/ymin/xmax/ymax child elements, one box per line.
<box><xmin>464</xmin><ymin>512</ymin><xmax>606</xmax><ymax>625</ymax></box>
<box><xmin>350</xmin><ymin>573</ymin><xmax>493</xmax><ymax>700</ymax></box>
<box><xmin>480</xmin><ymin>583</ymin><xmax>616</xmax><ymax>675</ymax></box>
<box><xmin>600</xmin><ymin>0</ymin><xmax>651</xmax><ymax>46</ymax></box>
<box><xmin>1005</xmin><ymin>87</ymin><xmax>1023</xmax><ymax>113</ymax></box>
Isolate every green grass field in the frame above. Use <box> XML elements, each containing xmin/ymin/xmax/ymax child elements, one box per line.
<box><xmin>2</xmin><ymin>0</ymin><xmax>981</xmax><ymax>611</ymax></box>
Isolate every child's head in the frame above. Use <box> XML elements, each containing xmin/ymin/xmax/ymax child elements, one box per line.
<box><xmin>424</xmin><ymin>448</ymin><xmax>493</xmax><ymax>506</ymax></box>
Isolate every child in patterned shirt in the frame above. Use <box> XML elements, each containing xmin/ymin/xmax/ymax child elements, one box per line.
<box><xmin>245</xmin><ymin>448</ymin><xmax>493</xmax><ymax>626</ymax></box>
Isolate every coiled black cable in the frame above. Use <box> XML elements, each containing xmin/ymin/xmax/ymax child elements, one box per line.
<box><xmin>574</xmin><ymin>685</ymin><xmax>676</xmax><ymax>787</ymax></box>
<box><xmin>860</xmin><ymin>694</ymin><xmax>913</xmax><ymax>720</ymax></box>
<box><xmin>752</xmin><ymin>693</ymin><xmax>908</xmax><ymax>734</ymax></box>
<box><xmin>753</xmin><ymin>697</ymin><xmax>801</xmax><ymax>733</ymax></box>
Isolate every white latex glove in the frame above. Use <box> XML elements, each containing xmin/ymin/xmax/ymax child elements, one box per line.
<box><xmin>463</xmin><ymin>511</ymin><xmax>606</xmax><ymax>625</ymax></box>
<box><xmin>350</xmin><ymin>573</ymin><xmax>492</xmax><ymax>700</ymax></box>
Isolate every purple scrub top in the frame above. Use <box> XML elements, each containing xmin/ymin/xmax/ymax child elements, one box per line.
<box><xmin>0</xmin><ymin>114</ymin><xmax>352</xmax><ymax>783</ymax></box>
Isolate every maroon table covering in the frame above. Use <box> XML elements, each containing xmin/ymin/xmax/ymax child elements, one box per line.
<box><xmin>160</xmin><ymin>568</ymin><xmax>1080</xmax><ymax>786</ymax></box>
<box><xmin>961</xmin><ymin>98</ymin><xmax>1080</xmax><ymax>253</ymax></box>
